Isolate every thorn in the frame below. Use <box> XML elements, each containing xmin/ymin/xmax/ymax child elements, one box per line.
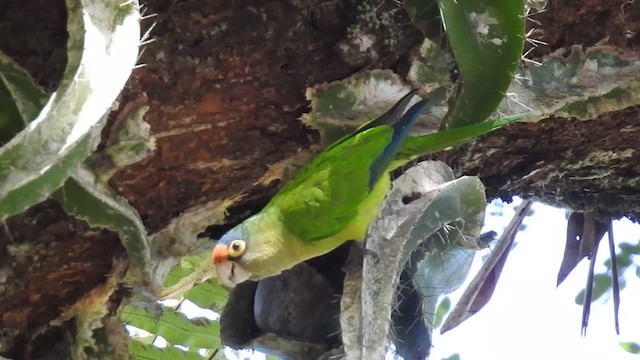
<box><xmin>528</xmin><ymin>7</ymin><xmax>548</xmax><ymax>17</ymax></box>
<box><xmin>140</xmin><ymin>21</ymin><xmax>158</xmax><ymax>45</ymax></box>
<box><xmin>139</xmin><ymin>38</ymin><xmax>157</xmax><ymax>47</ymax></box>
<box><xmin>506</xmin><ymin>93</ymin><xmax>534</xmax><ymax>111</ymax></box>
<box><xmin>136</xmin><ymin>46</ymin><xmax>147</xmax><ymax>65</ymax></box>
<box><xmin>525</xmin><ymin>29</ymin><xmax>548</xmax><ymax>47</ymax></box>
<box><xmin>521</xmin><ymin>55</ymin><xmax>542</xmax><ymax>66</ymax></box>
<box><xmin>141</xmin><ymin>12</ymin><xmax>159</xmax><ymax>20</ymax></box>
<box><xmin>514</xmin><ymin>73</ymin><xmax>532</xmax><ymax>82</ymax></box>
<box><xmin>2</xmin><ymin>222</ymin><xmax>14</xmax><ymax>243</ymax></box>
<box><xmin>527</xmin><ymin>17</ymin><xmax>543</xmax><ymax>26</ymax></box>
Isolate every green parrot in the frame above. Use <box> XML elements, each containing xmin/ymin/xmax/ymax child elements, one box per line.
<box><xmin>212</xmin><ymin>90</ymin><xmax>519</xmax><ymax>287</ymax></box>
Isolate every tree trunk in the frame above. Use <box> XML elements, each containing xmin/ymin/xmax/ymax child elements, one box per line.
<box><xmin>0</xmin><ymin>0</ymin><xmax>639</xmax><ymax>358</ymax></box>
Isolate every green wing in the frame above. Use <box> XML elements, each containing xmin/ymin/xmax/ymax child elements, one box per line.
<box><xmin>269</xmin><ymin>126</ymin><xmax>393</xmax><ymax>242</ymax></box>
<box><xmin>268</xmin><ymin>91</ymin><xmax>428</xmax><ymax>243</ymax></box>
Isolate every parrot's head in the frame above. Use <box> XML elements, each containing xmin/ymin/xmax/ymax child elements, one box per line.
<box><xmin>212</xmin><ymin>224</ymin><xmax>254</xmax><ymax>288</ymax></box>
<box><xmin>211</xmin><ymin>216</ymin><xmax>287</xmax><ymax>288</ymax></box>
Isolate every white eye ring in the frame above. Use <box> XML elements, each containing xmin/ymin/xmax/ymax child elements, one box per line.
<box><xmin>228</xmin><ymin>240</ymin><xmax>246</xmax><ymax>257</ymax></box>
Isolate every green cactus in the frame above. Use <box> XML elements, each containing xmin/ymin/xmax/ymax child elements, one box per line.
<box><xmin>52</xmin><ymin>166</ymin><xmax>155</xmax><ymax>285</ymax></box>
<box><xmin>301</xmin><ymin>70</ymin><xmax>426</xmax><ymax>147</ymax></box>
<box><xmin>0</xmin><ymin>52</ymin><xmax>48</xmax><ymax>145</ymax></box>
<box><xmin>406</xmin><ymin>39</ymin><xmax>454</xmax><ymax>95</ymax></box>
<box><xmin>405</xmin><ymin>0</ymin><xmax>526</xmax><ymax>128</ymax></box>
<box><xmin>499</xmin><ymin>46</ymin><xmax>640</xmax><ymax>120</ymax></box>
<box><xmin>341</xmin><ymin>161</ymin><xmax>486</xmax><ymax>359</ymax></box>
<box><xmin>302</xmin><ymin>70</ymin><xmax>526</xmax><ymax>158</ymax></box>
<box><xmin>439</xmin><ymin>0</ymin><xmax>525</xmax><ymax>128</ymax></box>
<box><xmin>412</xmin><ymin>247</ymin><xmax>475</xmax><ymax>333</ymax></box>
<box><xmin>92</xmin><ymin>104</ymin><xmax>155</xmax><ymax>182</ymax></box>
<box><xmin>0</xmin><ymin>0</ymin><xmax>140</xmax><ymax>221</ymax></box>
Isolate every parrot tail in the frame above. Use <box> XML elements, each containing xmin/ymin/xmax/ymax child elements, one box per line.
<box><xmin>368</xmin><ymin>97</ymin><xmax>429</xmax><ymax>189</ymax></box>
<box><xmin>392</xmin><ymin>112</ymin><xmax>527</xmax><ymax>170</ymax></box>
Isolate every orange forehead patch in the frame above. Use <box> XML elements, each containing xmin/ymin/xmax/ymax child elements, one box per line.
<box><xmin>212</xmin><ymin>244</ymin><xmax>229</xmax><ymax>264</ymax></box>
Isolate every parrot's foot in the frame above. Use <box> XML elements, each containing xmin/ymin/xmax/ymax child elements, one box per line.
<box><xmin>362</xmin><ymin>247</ymin><xmax>379</xmax><ymax>264</ymax></box>
<box><xmin>356</xmin><ymin>241</ymin><xmax>379</xmax><ymax>264</ymax></box>
<box><xmin>340</xmin><ymin>244</ymin><xmax>379</xmax><ymax>272</ymax></box>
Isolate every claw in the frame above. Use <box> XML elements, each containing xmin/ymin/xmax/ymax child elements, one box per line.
<box><xmin>341</xmin><ymin>242</ymin><xmax>379</xmax><ymax>272</ymax></box>
<box><xmin>361</xmin><ymin>246</ymin><xmax>379</xmax><ymax>264</ymax></box>
<box><xmin>358</xmin><ymin>237</ymin><xmax>380</xmax><ymax>264</ymax></box>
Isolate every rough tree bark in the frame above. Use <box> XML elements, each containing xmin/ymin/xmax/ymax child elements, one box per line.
<box><xmin>0</xmin><ymin>0</ymin><xmax>639</xmax><ymax>358</ymax></box>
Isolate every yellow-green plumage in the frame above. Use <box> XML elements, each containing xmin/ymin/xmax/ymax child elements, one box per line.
<box><xmin>216</xmin><ymin>90</ymin><xmax>425</xmax><ymax>280</ymax></box>
<box><xmin>215</xmin><ymin>91</ymin><xmax>523</xmax><ymax>282</ymax></box>
<box><xmin>231</xmin><ymin>174</ymin><xmax>390</xmax><ymax>279</ymax></box>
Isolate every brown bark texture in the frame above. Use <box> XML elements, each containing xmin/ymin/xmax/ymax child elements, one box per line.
<box><xmin>0</xmin><ymin>0</ymin><xmax>639</xmax><ymax>358</ymax></box>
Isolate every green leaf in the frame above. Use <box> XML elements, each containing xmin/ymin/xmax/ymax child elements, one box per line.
<box><xmin>619</xmin><ymin>241</ymin><xmax>640</xmax><ymax>255</ymax></box>
<box><xmin>0</xmin><ymin>52</ymin><xmax>47</xmax><ymax>145</ymax></box>
<box><xmin>129</xmin><ymin>333</ymin><xmax>157</xmax><ymax>346</ymax></box>
<box><xmin>128</xmin><ymin>340</ymin><xmax>210</xmax><ymax>359</ymax></box>
<box><xmin>184</xmin><ymin>279</ymin><xmax>228</xmax><ymax>312</ymax></box>
<box><xmin>121</xmin><ymin>305</ymin><xmax>221</xmax><ymax>349</ymax></box>
<box><xmin>394</xmin><ymin>113</ymin><xmax>526</xmax><ymax>168</ymax></box>
<box><xmin>160</xmin><ymin>252</ymin><xmax>226</xmax><ymax>310</ymax></box>
<box><xmin>433</xmin><ymin>297</ymin><xmax>452</xmax><ymax>329</ymax></box>
<box><xmin>0</xmin><ymin>0</ymin><xmax>140</xmax><ymax>221</ymax></box>
<box><xmin>575</xmin><ymin>273</ymin><xmax>610</xmax><ymax>305</ymax></box>
<box><xmin>164</xmin><ymin>253</ymin><xmax>211</xmax><ymax>287</ymax></box>
<box><xmin>620</xmin><ymin>342</ymin><xmax>640</xmax><ymax>354</ymax></box>
<box><xmin>509</xmin><ymin>47</ymin><xmax>640</xmax><ymax>120</ymax></box>
<box><xmin>443</xmin><ymin>354</ymin><xmax>462</xmax><ymax>360</ymax></box>
<box><xmin>604</xmin><ymin>253</ymin><xmax>633</xmax><ymax>269</ymax></box>
<box><xmin>436</xmin><ymin>0</ymin><xmax>526</xmax><ymax>128</ymax></box>
<box><xmin>406</xmin><ymin>40</ymin><xmax>453</xmax><ymax>92</ymax></box>
<box><xmin>302</xmin><ymin>71</ymin><xmax>417</xmax><ymax>147</ymax></box>
<box><xmin>52</xmin><ymin>166</ymin><xmax>154</xmax><ymax>284</ymax></box>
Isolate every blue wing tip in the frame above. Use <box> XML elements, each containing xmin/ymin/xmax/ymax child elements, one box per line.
<box><xmin>367</xmin><ymin>94</ymin><xmax>429</xmax><ymax>190</ymax></box>
<box><xmin>401</xmin><ymin>99</ymin><xmax>429</xmax><ymax>126</ymax></box>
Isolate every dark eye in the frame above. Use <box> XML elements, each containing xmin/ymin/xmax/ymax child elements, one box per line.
<box><xmin>228</xmin><ymin>240</ymin><xmax>246</xmax><ymax>257</ymax></box>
